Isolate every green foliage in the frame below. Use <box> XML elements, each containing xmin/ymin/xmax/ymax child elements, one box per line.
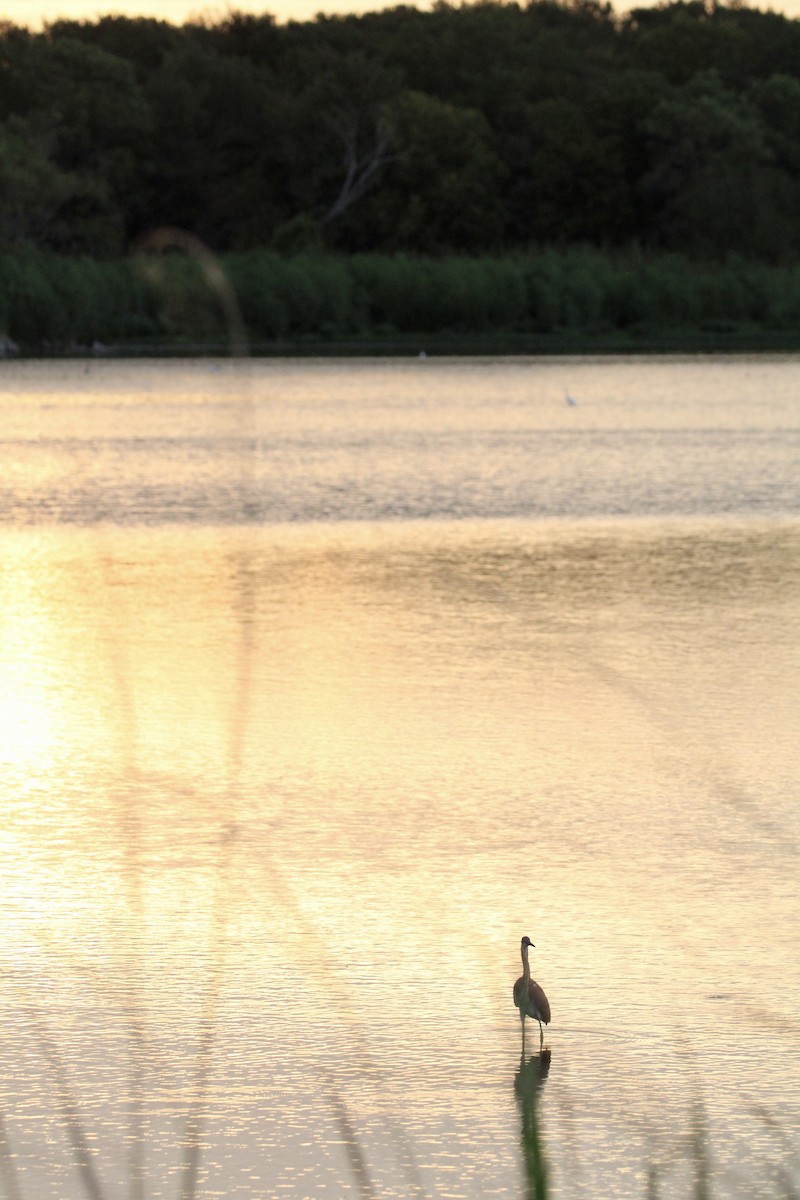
<box><xmin>228</xmin><ymin>251</ymin><xmax>354</xmax><ymax>337</ymax></box>
<box><xmin>639</xmin><ymin>70</ymin><xmax>800</xmax><ymax>260</ymax></box>
<box><xmin>5</xmin><ymin>246</ymin><xmax>800</xmax><ymax>349</ymax></box>
<box><xmin>0</xmin><ymin>117</ymin><xmax>80</xmax><ymax>250</ymax></box>
<box><xmin>339</xmin><ymin>91</ymin><xmax>506</xmax><ymax>252</ymax></box>
<box><xmin>0</xmin><ymin>30</ymin><xmax>151</xmax><ymax>255</ymax></box>
<box><xmin>133</xmin><ymin>252</ymin><xmax>230</xmax><ymax>341</ymax></box>
<box><xmin>4</xmin><ymin>0</ymin><xmax>800</xmax><ymax>261</ymax></box>
<box><xmin>513</xmin><ymin>97</ymin><xmax>633</xmax><ymax>244</ymax></box>
<box><xmin>348</xmin><ymin>253</ymin><xmax>529</xmax><ymax>332</ymax></box>
<box><xmin>0</xmin><ymin>249</ymin><xmax>60</xmax><ymax>342</ymax></box>
<box><xmin>45</xmin><ymin>15</ymin><xmax>184</xmax><ymax>78</ymax></box>
<box><xmin>0</xmin><ymin>247</ymin><xmax>151</xmax><ymax>342</ymax></box>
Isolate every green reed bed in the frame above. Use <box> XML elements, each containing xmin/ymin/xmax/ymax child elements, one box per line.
<box><xmin>4</xmin><ymin>246</ymin><xmax>800</xmax><ymax>354</ymax></box>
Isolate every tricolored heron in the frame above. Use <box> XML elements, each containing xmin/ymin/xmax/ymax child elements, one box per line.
<box><xmin>513</xmin><ymin>935</ymin><xmax>551</xmax><ymax>1049</ymax></box>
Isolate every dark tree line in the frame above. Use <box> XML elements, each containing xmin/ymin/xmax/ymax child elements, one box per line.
<box><xmin>3</xmin><ymin>0</ymin><xmax>800</xmax><ymax>262</ymax></box>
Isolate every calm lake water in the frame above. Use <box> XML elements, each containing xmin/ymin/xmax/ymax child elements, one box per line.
<box><xmin>0</xmin><ymin>355</ymin><xmax>798</xmax><ymax>1199</ymax></box>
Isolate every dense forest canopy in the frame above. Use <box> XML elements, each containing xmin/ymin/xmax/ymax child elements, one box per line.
<box><xmin>3</xmin><ymin>0</ymin><xmax>800</xmax><ymax>262</ymax></box>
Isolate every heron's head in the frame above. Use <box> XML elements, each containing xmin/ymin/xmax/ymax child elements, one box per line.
<box><xmin>521</xmin><ymin>935</ymin><xmax>535</xmax><ymax>948</ymax></box>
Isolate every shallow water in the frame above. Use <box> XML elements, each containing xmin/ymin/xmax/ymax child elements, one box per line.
<box><xmin>0</xmin><ymin>356</ymin><xmax>798</xmax><ymax>1198</ymax></box>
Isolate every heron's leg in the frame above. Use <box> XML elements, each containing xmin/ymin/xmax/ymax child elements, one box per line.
<box><xmin>538</xmin><ymin>1020</ymin><xmax>543</xmax><ymax>1048</ymax></box>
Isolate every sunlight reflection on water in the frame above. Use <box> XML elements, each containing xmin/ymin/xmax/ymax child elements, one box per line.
<box><xmin>0</xmin><ymin>357</ymin><xmax>798</xmax><ymax>1198</ymax></box>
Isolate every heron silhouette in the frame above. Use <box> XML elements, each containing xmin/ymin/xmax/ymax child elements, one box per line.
<box><xmin>513</xmin><ymin>936</ymin><xmax>551</xmax><ymax>1049</ymax></box>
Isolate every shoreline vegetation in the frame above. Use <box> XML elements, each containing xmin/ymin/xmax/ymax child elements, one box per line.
<box><xmin>3</xmin><ymin>246</ymin><xmax>800</xmax><ymax>357</ymax></box>
<box><xmin>4</xmin><ymin>2</ymin><xmax>800</xmax><ymax>356</ymax></box>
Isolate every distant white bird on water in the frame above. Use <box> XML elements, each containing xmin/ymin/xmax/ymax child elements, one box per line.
<box><xmin>513</xmin><ymin>935</ymin><xmax>551</xmax><ymax>1049</ymax></box>
<box><xmin>564</xmin><ymin>388</ymin><xmax>577</xmax><ymax>406</ymax></box>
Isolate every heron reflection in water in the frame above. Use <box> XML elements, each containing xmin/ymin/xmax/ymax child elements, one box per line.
<box><xmin>515</xmin><ymin>1047</ymin><xmax>552</xmax><ymax>1200</ymax></box>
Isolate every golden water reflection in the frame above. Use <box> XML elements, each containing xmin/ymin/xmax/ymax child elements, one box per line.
<box><xmin>0</xmin><ymin>517</ymin><xmax>798</xmax><ymax>1197</ymax></box>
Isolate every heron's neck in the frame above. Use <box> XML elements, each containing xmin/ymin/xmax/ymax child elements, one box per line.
<box><xmin>521</xmin><ymin>945</ymin><xmax>531</xmax><ymax>983</ymax></box>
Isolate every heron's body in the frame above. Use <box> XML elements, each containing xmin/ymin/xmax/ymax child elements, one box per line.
<box><xmin>513</xmin><ymin>936</ymin><xmax>551</xmax><ymax>1047</ymax></box>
